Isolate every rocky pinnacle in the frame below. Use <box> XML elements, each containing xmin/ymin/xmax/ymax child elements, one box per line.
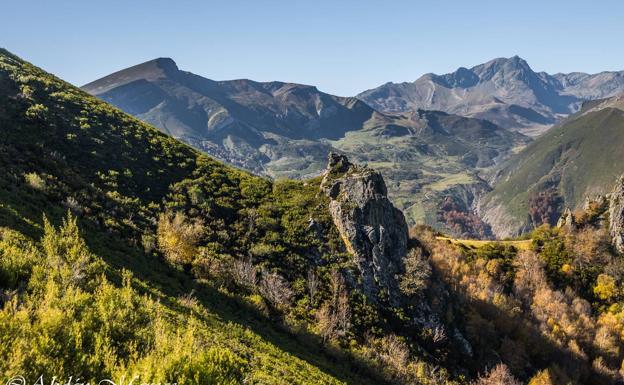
<box><xmin>320</xmin><ymin>153</ymin><xmax>408</xmax><ymax>305</ymax></box>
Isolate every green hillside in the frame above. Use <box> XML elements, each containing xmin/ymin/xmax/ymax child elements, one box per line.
<box><xmin>0</xmin><ymin>48</ymin><xmax>396</xmax><ymax>384</ymax></box>
<box><xmin>481</xmin><ymin>100</ymin><xmax>624</xmax><ymax>238</ymax></box>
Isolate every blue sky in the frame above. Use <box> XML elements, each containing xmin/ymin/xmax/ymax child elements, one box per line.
<box><xmin>3</xmin><ymin>0</ymin><xmax>624</xmax><ymax>96</ymax></box>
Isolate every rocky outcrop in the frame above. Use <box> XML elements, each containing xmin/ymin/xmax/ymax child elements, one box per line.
<box><xmin>609</xmin><ymin>176</ymin><xmax>624</xmax><ymax>254</ymax></box>
<box><xmin>556</xmin><ymin>207</ymin><xmax>576</xmax><ymax>230</ymax></box>
<box><xmin>321</xmin><ymin>153</ymin><xmax>408</xmax><ymax>305</ymax></box>
<box><xmin>582</xmin><ymin>195</ymin><xmax>606</xmax><ymax>211</ymax></box>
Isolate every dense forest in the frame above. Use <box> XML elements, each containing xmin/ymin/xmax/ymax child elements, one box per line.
<box><xmin>2</xmin><ymin>48</ymin><xmax>624</xmax><ymax>384</ymax></box>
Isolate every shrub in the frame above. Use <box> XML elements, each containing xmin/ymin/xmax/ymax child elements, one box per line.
<box><xmin>0</xmin><ymin>228</ymin><xmax>40</xmax><ymax>290</ymax></box>
<box><xmin>259</xmin><ymin>270</ymin><xmax>293</xmax><ymax>309</ymax></box>
<box><xmin>157</xmin><ymin>211</ymin><xmax>203</xmax><ymax>266</ymax></box>
<box><xmin>24</xmin><ymin>172</ymin><xmax>46</xmax><ymax>191</ymax></box>
<box><xmin>132</xmin><ymin>347</ymin><xmax>246</xmax><ymax>385</ymax></box>
<box><xmin>231</xmin><ymin>258</ymin><xmax>257</xmax><ymax>291</ymax></box>
<box><xmin>25</xmin><ymin>103</ymin><xmax>48</xmax><ymax>120</ymax></box>
<box><xmin>36</xmin><ymin>213</ymin><xmax>103</xmax><ymax>291</ymax></box>
<box><xmin>475</xmin><ymin>363</ymin><xmax>521</xmax><ymax>385</ymax></box>
<box><xmin>594</xmin><ymin>274</ymin><xmax>618</xmax><ymax>301</ymax></box>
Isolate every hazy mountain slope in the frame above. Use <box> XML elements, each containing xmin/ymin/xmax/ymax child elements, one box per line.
<box><xmin>480</xmin><ymin>94</ymin><xmax>624</xmax><ymax>237</ymax></box>
<box><xmin>82</xmin><ymin>58</ymin><xmax>374</xmax><ymax>174</ymax></box>
<box><xmin>358</xmin><ymin>56</ymin><xmax>624</xmax><ymax>136</ymax></box>
<box><xmin>83</xmin><ymin>59</ymin><xmax>528</xmax><ymax>236</ymax></box>
<box><xmin>554</xmin><ymin>70</ymin><xmax>624</xmax><ymax>99</ymax></box>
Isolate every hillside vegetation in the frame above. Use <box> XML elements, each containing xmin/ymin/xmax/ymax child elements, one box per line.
<box><xmin>481</xmin><ymin>97</ymin><xmax>624</xmax><ymax>238</ymax></box>
<box><xmin>0</xmin><ymin>48</ymin><xmax>389</xmax><ymax>384</ymax></box>
<box><xmin>3</xmin><ymin>48</ymin><xmax>624</xmax><ymax>385</ymax></box>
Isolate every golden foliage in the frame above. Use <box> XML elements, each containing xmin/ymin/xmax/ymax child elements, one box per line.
<box><xmin>474</xmin><ymin>364</ymin><xmax>521</xmax><ymax>385</ymax></box>
<box><xmin>157</xmin><ymin>211</ymin><xmax>203</xmax><ymax>265</ymax></box>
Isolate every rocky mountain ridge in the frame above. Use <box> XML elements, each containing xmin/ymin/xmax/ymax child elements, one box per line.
<box><xmin>358</xmin><ymin>56</ymin><xmax>624</xmax><ymax>136</ymax></box>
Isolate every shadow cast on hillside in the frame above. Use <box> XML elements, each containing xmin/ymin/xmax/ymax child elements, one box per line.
<box><xmin>79</xmin><ymin>223</ymin><xmax>390</xmax><ymax>385</ymax></box>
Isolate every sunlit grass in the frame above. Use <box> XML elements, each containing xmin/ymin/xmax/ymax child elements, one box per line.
<box><xmin>436</xmin><ymin>236</ymin><xmax>533</xmax><ymax>250</ymax></box>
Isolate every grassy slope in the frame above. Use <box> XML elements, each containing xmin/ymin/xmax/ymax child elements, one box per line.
<box><xmin>0</xmin><ymin>48</ymin><xmax>380</xmax><ymax>385</ymax></box>
<box><xmin>482</xmin><ymin>105</ymin><xmax>624</xmax><ymax>236</ymax></box>
<box><xmin>436</xmin><ymin>237</ymin><xmax>532</xmax><ymax>251</ymax></box>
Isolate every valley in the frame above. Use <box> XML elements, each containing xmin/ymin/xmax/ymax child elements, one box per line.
<box><xmin>481</xmin><ymin>95</ymin><xmax>624</xmax><ymax>237</ymax></box>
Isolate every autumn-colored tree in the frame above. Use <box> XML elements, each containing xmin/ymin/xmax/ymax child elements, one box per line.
<box><xmin>316</xmin><ymin>270</ymin><xmax>351</xmax><ymax>341</ymax></box>
<box><xmin>331</xmin><ymin>270</ymin><xmax>351</xmax><ymax>336</ymax></box>
<box><xmin>399</xmin><ymin>247</ymin><xmax>431</xmax><ymax>298</ymax></box>
<box><xmin>528</xmin><ymin>366</ymin><xmax>572</xmax><ymax>385</ymax></box>
<box><xmin>474</xmin><ymin>364</ymin><xmax>521</xmax><ymax>385</ymax></box>
<box><xmin>528</xmin><ymin>189</ymin><xmax>563</xmax><ymax>227</ymax></box>
<box><xmin>594</xmin><ymin>274</ymin><xmax>618</xmax><ymax>301</ymax></box>
<box><xmin>528</xmin><ymin>369</ymin><xmax>555</xmax><ymax>385</ymax></box>
<box><xmin>316</xmin><ymin>302</ymin><xmax>338</xmax><ymax>342</ymax></box>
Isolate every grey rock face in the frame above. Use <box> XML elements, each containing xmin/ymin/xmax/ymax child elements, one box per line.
<box><xmin>609</xmin><ymin>176</ymin><xmax>624</xmax><ymax>254</ymax></box>
<box><xmin>321</xmin><ymin>153</ymin><xmax>408</xmax><ymax>304</ymax></box>
<box><xmin>556</xmin><ymin>207</ymin><xmax>575</xmax><ymax>230</ymax></box>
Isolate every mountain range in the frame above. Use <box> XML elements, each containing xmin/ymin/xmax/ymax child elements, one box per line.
<box><xmin>83</xmin><ymin>56</ymin><xmax>624</xmax><ymax>238</ymax></box>
<box><xmin>82</xmin><ymin>58</ymin><xmax>373</xmax><ymax>174</ymax></box>
<box><xmin>358</xmin><ymin>56</ymin><xmax>624</xmax><ymax>136</ymax></box>
<box><xmin>82</xmin><ymin>58</ymin><xmax>529</xmax><ymax>236</ymax></box>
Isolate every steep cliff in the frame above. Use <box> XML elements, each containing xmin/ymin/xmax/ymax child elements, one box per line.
<box><xmin>609</xmin><ymin>175</ymin><xmax>624</xmax><ymax>254</ymax></box>
<box><xmin>320</xmin><ymin>153</ymin><xmax>408</xmax><ymax>305</ymax></box>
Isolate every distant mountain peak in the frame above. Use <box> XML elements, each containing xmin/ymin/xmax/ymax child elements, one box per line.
<box><xmin>422</xmin><ymin>56</ymin><xmax>534</xmax><ymax>89</ymax></box>
<box><xmin>356</xmin><ymin>55</ymin><xmax>624</xmax><ymax>135</ymax></box>
<box><xmin>148</xmin><ymin>57</ymin><xmax>179</xmax><ymax>73</ymax></box>
<box><xmin>117</xmin><ymin>57</ymin><xmax>180</xmax><ymax>80</ymax></box>
<box><xmin>82</xmin><ymin>57</ymin><xmax>179</xmax><ymax>94</ymax></box>
<box><xmin>471</xmin><ymin>55</ymin><xmax>533</xmax><ymax>82</ymax></box>
<box><xmin>480</xmin><ymin>55</ymin><xmax>528</xmax><ymax>67</ymax></box>
<box><xmin>431</xmin><ymin>66</ymin><xmax>480</xmax><ymax>88</ymax></box>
